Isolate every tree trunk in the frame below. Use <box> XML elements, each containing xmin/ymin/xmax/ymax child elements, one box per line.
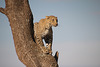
<box><xmin>0</xmin><ymin>0</ymin><xmax>58</xmax><ymax>67</ymax></box>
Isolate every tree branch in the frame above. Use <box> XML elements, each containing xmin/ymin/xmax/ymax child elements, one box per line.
<box><xmin>0</xmin><ymin>0</ymin><xmax>59</xmax><ymax>67</ymax></box>
<box><xmin>0</xmin><ymin>8</ymin><xmax>6</xmax><ymax>14</ymax></box>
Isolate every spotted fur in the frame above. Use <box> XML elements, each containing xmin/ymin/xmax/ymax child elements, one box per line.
<box><xmin>34</xmin><ymin>16</ymin><xmax>58</xmax><ymax>54</ymax></box>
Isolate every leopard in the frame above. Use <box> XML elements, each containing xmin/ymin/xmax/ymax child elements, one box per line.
<box><xmin>34</xmin><ymin>15</ymin><xmax>58</xmax><ymax>54</ymax></box>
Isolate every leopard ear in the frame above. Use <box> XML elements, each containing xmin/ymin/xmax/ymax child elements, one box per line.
<box><xmin>46</xmin><ymin>16</ymin><xmax>49</xmax><ymax>19</ymax></box>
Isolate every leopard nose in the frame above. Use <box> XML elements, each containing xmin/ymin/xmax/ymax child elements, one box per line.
<box><xmin>56</xmin><ymin>23</ymin><xmax>58</xmax><ymax>26</ymax></box>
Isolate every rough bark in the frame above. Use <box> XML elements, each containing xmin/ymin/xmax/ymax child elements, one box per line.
<box><xmin>0</xmin><ymin>0</ymin><xmax>59</xmax><ymax>67</ymax></box>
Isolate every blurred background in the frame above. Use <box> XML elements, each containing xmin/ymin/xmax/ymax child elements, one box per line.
<box><xmin>0</xmin><ymin>0</ymin><xmax>100</xmax><ymax>67</ymax></box>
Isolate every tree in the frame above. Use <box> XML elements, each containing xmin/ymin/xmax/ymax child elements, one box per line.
<box><xmin>0</xmin><ymin>0</ymin><xmax>59</xmax><ymax>67</ymax></box>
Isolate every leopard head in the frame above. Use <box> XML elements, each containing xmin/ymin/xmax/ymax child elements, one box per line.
<box><xmin>45</xmin><ymin>16</ymin><xmax>58</xmax><ymax>27</ymax></box>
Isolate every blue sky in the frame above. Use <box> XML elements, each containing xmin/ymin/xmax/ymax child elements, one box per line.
<box><xmin>0</xmin><ymin>0</ymin><xmax>100</xmax><ymax>67</ymax></box>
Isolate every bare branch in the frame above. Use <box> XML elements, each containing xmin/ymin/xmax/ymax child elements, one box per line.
<box><xmin>0</xmin><ymin>8</ymin><xmax>6</xmax><ymax>14</ymax></box>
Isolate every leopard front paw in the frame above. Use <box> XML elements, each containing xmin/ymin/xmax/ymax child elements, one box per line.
<box><xmin>48</xmin><ymin>49</ymin><xmax>52</xmax><ymax>55</ymax></box>
<box><xmin>44</xmin><ymin>49</ymin><xmax>52</xmax><ymax>55</ymax></box>
<box><xmin>42</xmin><ymin>46</ymin><xmax>49</xmax><ymax>54</ymax></box>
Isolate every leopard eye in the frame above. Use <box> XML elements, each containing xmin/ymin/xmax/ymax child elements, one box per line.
<box><xmin>56</xmin><ymin>19</ymin><xmax>58</xmax><ymax>22</ymax></box>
